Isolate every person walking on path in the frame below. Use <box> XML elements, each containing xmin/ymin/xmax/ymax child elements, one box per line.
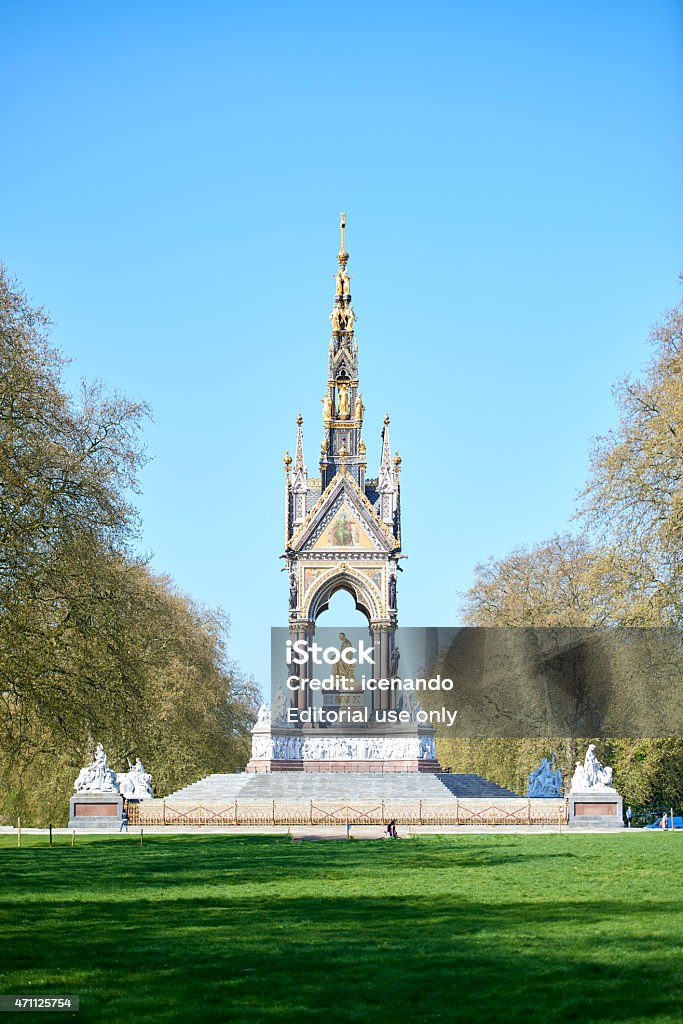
<box><xmin>626</xmin><ymin>806</ymin><xmax>633</xmax><ymax>827</ymax></box>
<box><xmin>119</xmin><ymin>808</ymin><xmax>129</xmax><ymax>833</ymax></box>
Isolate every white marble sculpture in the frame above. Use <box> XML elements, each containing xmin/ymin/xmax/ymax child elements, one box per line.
<box><xmin>252</xmin><ymin>733</ymin><xmax>275</xmax><ymax>760</ymax></box>
<box><xmin>272</xmin><ymin>687</ymin><xmax>289</xmax><ymax>726</ymax></box>
<box><xmin>74</xmin><ymin>743</ymin><xmax>120</xmax><ymax>793</ymax></box>
<box><xmin>116</xmin><ymin>757</ymin><xmax>154</xmax><ymax>800</ymax></box>
<box><xmin>249</xmin><ymin>691</ymin><xmax>437</xmax><ymax>762</ymax></box>
<box><xmin>256</xmin><ymin>704</ymin><xmax>271</xmax><ymax>727</ymax></box>
<box><xmin>570</xmin><ymin>743</ymin><xmax>614</xmax><ymax>793</ymax></box>
<box><xmin>419</xmin><ymin>735</ymin><xmax>436</xmax><ymax>760</ymax></box>
<box><xmin>250</xmin><ymin>730</ymin><xmax>436</xmax><ymax>761</ymax></box>
<box><xmin>526</xmin><ymin>755</ymin><xmax>563</xmax><ymax>798</ymax></box>
<box><xmin>399</xmin><ymin>691</ymin><xmax>424</xmax><ymax>722</ymax></box>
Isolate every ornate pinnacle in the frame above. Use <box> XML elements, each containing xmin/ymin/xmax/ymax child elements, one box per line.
<box><xmin>283</xmin><ymin>451</ymin><xmax>292</xmax><ymax>474</ymax></box>
<box><xmin>337</xmin><ymin>211</ymin><xmax>349</xmax><ymax>268</ymax></box>
<box><xmin>293</xmin><ymin>415</ymin><xmax>306</xmax><ymax>476</ymax></box>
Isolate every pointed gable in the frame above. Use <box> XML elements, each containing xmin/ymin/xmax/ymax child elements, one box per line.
<box><xmin>288</xmin><ymin>471</ymin><xmax>397</xmax><ymax>554</ymax></box>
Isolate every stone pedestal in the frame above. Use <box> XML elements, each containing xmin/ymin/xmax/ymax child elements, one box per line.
<box><xmin>68</xmin><ymin>792</ymin><xmax>123</xmax><ymax>829</ymax></box>
<box><xmin>246</xmin><ymin>728</ymin><xmax>440</xmax><ymax>773</ymax></box>
<box><xmin>568</xmin><ymin>789</ymin><xmax>623</xmax><ymax>829</ymax></box>
<box><xmin>247</xmin><ymin>757</ymin><xmax>441</xmax><ymax>773</ymax></box>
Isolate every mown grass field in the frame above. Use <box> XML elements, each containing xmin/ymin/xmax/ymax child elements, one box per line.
<box><xmin>1</xmin><ymin>833</ymin><xmax>681</xmax><ymax>1023</ymax></box>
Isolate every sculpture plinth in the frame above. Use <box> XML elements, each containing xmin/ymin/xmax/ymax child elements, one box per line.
<box><xmin>245</xmin><ymin>713</ymin><xmax>441</xmax><ymax>773</ymax></box>
<box><xmin>567</xmin><ymin>744</ymin><xmax>623</xmax><ymax>828</ymax></box>
<box><xmin>69</xmin><ymin>744</ymin><xmax>153</xmax><ymax>827</ymax></box>
<box><xmin>568</xmin><ymin>790</ymin><xmax>624</xmax><ymax>828</ymax></box>
<box><xmin>68</xmin><ymin>791</ymin><xmax>124</xmax><ymax>829</ymax></box>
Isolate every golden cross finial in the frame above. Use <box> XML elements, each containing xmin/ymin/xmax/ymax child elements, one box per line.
<box><xmin>338</xmin><ymin>211</ymin><xmax>349</xmax><ymax>268</ymax></box>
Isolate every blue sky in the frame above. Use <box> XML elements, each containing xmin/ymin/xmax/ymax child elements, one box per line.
<box><xmin>2</xmin><ymin>2</ymin><xmax>682</xmax><ymax>693</ymax></box>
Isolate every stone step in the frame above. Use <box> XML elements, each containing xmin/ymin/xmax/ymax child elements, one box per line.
<box><xmin>165</xmin><ymin>771</ymin><xmax>520</xmax><ymax>803</ymax></box>
<box><xmin>436</xmin><ymin>773</ymin><xmax>519</xmax><ymax>799</ymax></box>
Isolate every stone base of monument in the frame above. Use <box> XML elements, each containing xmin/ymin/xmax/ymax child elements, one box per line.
<box><xmin>247</xmin><ymin>726</ymin><xmax>440</xmax><ymax>774</ymax></box>
<box><xmin>246</xmin><ymin>758</ymin><xmax>442</xmax><ymax>773</ymax></box>
<box><xmin>568</xmin><ymin>790</ymin><xmax>623</xmax><ymax>829</ymax></box>
<box><xmin>68</xmin><ymin>792</ymin><xmax>123</xmax><ymax>829</ymax></box>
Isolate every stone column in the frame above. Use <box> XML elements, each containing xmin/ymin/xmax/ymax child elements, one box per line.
<box><xmin>371</xmin><ymin>626</ymin><xmax>382</xmax><ymax>712</ymax></box>
<box><xmin>303</xmin><ymin>621</ymin><xmax>315</xmax><ymax>711</ymax></box>
<box><xmin>376</xmin><ymin>627</ymin><xmax>390</xmax><ymax>710</ymax></box>
<box><xmin>386</xmin><ymin>627</ymin><xmax>397</xmax><ymax>711</ymax></box>
<box><xmin>288</xmin><ymin>621</ymin><xmax>314</xmax><ymax>715</ymax></box>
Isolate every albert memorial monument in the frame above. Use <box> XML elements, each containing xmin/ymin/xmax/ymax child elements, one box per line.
<box><xmin>247</xmin><ymin>215</ymin><xmax>439</xmax><ymax>773</ymax></box>
<box><xmin>68</xmin><ymin>216</ymin><xmax>624</xmax><ymax>828</ymax></box>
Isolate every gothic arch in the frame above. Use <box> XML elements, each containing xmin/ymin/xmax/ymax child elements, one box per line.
<box><xmin>305</xmin><ymin>567</ymin><xmax>382</xmax><ymax>624</ymax></box>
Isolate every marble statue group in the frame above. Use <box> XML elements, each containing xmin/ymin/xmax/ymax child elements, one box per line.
<box><xmin>570</xmin><ymin>743</ymin><xmax>614</xmax><ymax>792</ymax></box>
<box><xmin>526</xmin><ymin>745</ymin><xmax>616</xmax><ymax>798</ymax></box>
<box><xmin>526</xmin><ymin>755</ymin><xmax>563</xmax><ymax>798</ymax></box>
<box><xmin>74</xmin><ymin>743</ymin><xmax>153</xmax><ymax>799</ymax></box>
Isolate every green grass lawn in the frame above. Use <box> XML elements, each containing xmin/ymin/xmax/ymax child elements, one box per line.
<box><xmin>1</xmin><ymin>833</ymin><xmax>682</xmax><ymax>1024</ymax></box>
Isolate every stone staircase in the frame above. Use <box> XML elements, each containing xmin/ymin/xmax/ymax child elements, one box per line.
<box><xmin>165</xmin><ymin>771</ymin><xmax>519</xmax><ymax>803</ymax></box>
<box><xmin>436</xmin><ymin>773</ymin><xmax>519</xmax><ymax>799</ymax></box>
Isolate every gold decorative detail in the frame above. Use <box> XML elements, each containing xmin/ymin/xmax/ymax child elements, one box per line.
<box><xmin>359</xmin><ymin>439</ymin><xmax>366</xmax><ymax>454</ymax></box>
<box><xmin>320</xmin><ymin>437</ymin><xmax>328</xmax><ymax>453</ymax></box>
<box><xmin>393</xmin><ymin>451</ymin><xmax>402</xmax><ymax>469</ymax></box>
<box><xmin>337</xmin><ymin>211</ymin><xmax>349</xmax><ymax>268</ymax></box>
<box><xmin>296</xmin><ymin>413</ymin><xmax>303</xmax><ymax>426</ymax></box>
<box><xmin>283</xmin><ymin>451</ymin><xmax>292</xmax><ymax>472</ymax></box>
<box><xmin>337</xmin><ymin>383</ymin><xmax>350</xmax><ymax>419</ymax></box>
<box><xmin>339</xmin><ymin>439</ymin><xmax>348</xmax><ymax>457</ymax></box>
<box><xmin>384</xmin><ymin>414</ymin><xmax>390</xmax><ymax>426</ymax></box>
<box><xmin>322</xmin><ymin>393</ymin><xmax>333</xmax><ymax>422</ymax></box>
<box><xmin>335</xmin><ymin>269</ymin><xmax>345</xmax><ymax>296</ymax></box>
<box><xmin>354</xmin><ymin>393</ymin><xmax>364</xmax><ymax>421</ymax></box>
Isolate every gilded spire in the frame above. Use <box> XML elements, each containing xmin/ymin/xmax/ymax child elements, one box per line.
<box><xmin>331</xmin><ymin>212</ymin><xmax>354</xmax><ymax>332</ymax></box>
<box><xmin>338</xmin><ymin>211</ymin><xmax>349</xmax><ymax>269</ymax></box>
<box><xmin>323</xmin><ymin>214</ymin><xmax>360</xmax><ymax>489</ymax></box>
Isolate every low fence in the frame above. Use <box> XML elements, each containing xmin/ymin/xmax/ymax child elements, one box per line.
<box><xmin>128</xmin><ymin>798</ymin><xmax>568</xmax><ymax>827</ymax></box>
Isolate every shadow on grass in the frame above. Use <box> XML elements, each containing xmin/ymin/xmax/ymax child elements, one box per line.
<box><xmin>1</xmin><ymin>836</ymin><xmax>682</xmax><ymax>1024</ymax></box>
<box><xmin>0</xmin><ymin>834</ymin><xmax>580</xmax><ymax>893</ymax></box>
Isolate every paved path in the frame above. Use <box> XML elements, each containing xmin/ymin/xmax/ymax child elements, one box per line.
<box><xmin>0</xmin><ymin>825</ymin><xmax>647</xmax><ymax>837</ymax></box>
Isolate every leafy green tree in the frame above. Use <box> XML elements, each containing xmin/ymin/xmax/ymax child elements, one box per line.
<box><xmin>0</xmin><ymin>266</ymin><xmax>259</xmax><ymax>824</ymax></box>
<box><xmin>579</xmin><ymin>282</ymin><xmax>683</xmax><ymax>624</ymax></box>
<box><xmin>445</xmin><ymin>280</ymin><xmax>683</xmax><ymax>810</ymax></box>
